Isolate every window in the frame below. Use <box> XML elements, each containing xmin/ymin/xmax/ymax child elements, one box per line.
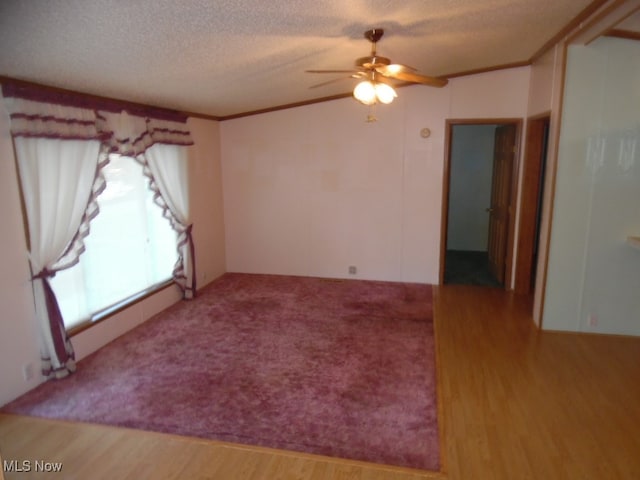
<box><xmin>50</xmin><ymin>153</ymin><xmax>178</xmax><ymax>330</ymax></box>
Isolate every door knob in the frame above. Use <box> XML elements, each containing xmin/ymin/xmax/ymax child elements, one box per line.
<box><xmin>486</xmin><ymin>208</ymin><xmax>494</xmax><ymax>213</ymax></box>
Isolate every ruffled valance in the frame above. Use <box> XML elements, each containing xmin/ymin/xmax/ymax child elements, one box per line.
<box><xmin>97</xmin><ymin>111</ymin><xmax>194</xmax><ymax>157</ymax></box>
<box><xmin>4</xmin><ymin>97</ymin><xmax>106</xmax><ymax>141</ymax></box>
<box><xmin>3</xmin><ymin>96</ymin><xmax>193</xmax><ymax>154</ymax></box>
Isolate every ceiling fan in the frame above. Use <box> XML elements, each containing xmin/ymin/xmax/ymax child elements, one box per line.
<box><xmin>307</xmin><ymin>28</ymin><xmax>448</xmax><ymax>107</ymax></box>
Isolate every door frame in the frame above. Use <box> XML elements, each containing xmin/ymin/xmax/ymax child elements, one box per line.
<box><xmin>439</xmin><ymin>118</ymin><xmax>523</xmax><ymax>288</ymax></box>
<box><xmin>513</xmin><ymin>112</ymin><xmax>551</xmax><ymax>294</ymax></box>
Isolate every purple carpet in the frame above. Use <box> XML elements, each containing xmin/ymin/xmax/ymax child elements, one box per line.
<box><xmin>3</xmin><ymin>273</ymin><xmax>440</xmax><ymax>471</ymax></box>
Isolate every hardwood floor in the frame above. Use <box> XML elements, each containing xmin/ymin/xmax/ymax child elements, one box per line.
<box><xmin>436</xmin><ymin>286</ymin><xmax>640</xmax><ymax>479</ymax></box>
<box><xmin>0</xmin><ymin>414</ymin><xmax>434</xmax><ymax>480</ymax></box>
<box><xmin>1</xmin><ymin>285</ymin><xmax>639</xmax><ymax>479</ymax></box>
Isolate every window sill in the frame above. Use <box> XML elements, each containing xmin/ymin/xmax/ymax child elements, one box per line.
<box><xmin>67</xmin><ymin>279</ymin><xmax>176</xmax><ymax>337</ymax></box>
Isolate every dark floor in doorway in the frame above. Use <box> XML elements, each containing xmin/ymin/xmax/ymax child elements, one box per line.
<box><xmin>444</xmin><ymin>250</ymin><xmax>502</xmax><ymax>287</ymax></box>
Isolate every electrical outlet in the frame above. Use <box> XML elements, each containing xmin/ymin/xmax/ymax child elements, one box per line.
<box><xmin>348</xmin><ymin>266</ymin><xmax>357</xmax><ymax>275</ymax></box>
<box><xmin>588</xmin><ymin>314</ymin><xmax>598</xmax><ymax>328</ymax></box>
<box><xmin>22</xmin><ymin>363</ymin><xmax>34</xmax><ymax>381</ymax></box>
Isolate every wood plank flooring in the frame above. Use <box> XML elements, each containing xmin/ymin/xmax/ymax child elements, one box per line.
<box><xmin>1</xmin><ymin>284</ymin><xmax>639</xmax><ymax>479</ymax></box>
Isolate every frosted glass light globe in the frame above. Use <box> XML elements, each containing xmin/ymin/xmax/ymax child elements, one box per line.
<box><xmin>375</xmin><ymin>83</ymin><xmax>397</xmax><ymax>104</ymax></box>
<box><xmin>353</xmin><ymin>81</ymin><xmax>376</xmax><ymax>105</ymax></box>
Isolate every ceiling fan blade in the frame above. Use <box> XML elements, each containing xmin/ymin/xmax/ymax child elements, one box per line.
<box><xmin>309</xmin><ymin>76</ymin><xmax>356</xmax><ymax>89</ymax></box>
<box><xmin>379</xmin><ymin>64</ymin><xmax>417</xmax><ymax>74</ymax></box>
<box><xmin>306</xmin><ymin>69</ymin><xmax>361</xmax><ymax>74</ymax></box>
<box><xmin>378</xmin><ymin>68</ymin><xmax>448</xmax><ymax>87</ymax></box>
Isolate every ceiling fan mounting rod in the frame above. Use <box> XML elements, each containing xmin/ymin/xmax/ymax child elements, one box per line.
<box><xmin>364</xmin><ymin>28</ymin><xmax>384</xmax><ymax>55</ymax></box>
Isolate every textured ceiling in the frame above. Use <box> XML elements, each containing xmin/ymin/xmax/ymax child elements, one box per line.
<box><xmin>0</xmin><ymin>0</ymin><xmax>603</xmax><ymax>118</ymax></box>
<box><xmin>617</xmin><ymin>10</ymin><xmax>640</xmax><ymax>31</ymax></box>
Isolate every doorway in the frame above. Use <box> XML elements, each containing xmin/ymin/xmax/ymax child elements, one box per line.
<box><xmin>440</xmin><ymin>119</ymin><xmax>522</xmax><ymax>288</ymax></box>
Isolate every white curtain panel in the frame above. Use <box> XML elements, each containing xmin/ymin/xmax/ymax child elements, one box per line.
<box><xmin>144</xmin><ymin>143</ymin><xmax>196</xmax><ymax>298</ymax></box>
<box><xmin>15</xmin><ymin>138</ymin><xmax>105</xmax><ymax>272</ymax></box>
<box><xmin>98</xmin><ymin>110</ymin><xmax>196</xmax><ymax>298</ymax></box>
<box><xmin>14</xmin><ymin>136</ymin><xmax>102</xmax><ymax>378</ymax></box>
<box><xmin>5</xmin><ymin>96</ymin><xmax>108</xmax><ymax>378</ymax></box>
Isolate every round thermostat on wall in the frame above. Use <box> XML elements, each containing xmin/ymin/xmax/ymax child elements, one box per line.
<box><xmin>420</xmin><ymin>128</ymin><xmax>431</xmax><ymax>138</ymax></box>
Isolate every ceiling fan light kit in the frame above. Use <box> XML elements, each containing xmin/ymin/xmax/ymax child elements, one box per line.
<box><xmin>307</xmin><ymin>28</ymin><xmax>448</xmax><ymax>117</ymax></box>
<box><xmin>353</xmin><ymin>79</ymin><xmax>397</xmax><ymax>105</ymax></box>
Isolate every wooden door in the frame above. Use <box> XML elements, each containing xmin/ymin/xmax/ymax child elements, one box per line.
<box><xmin>487</xmin><ymin>125</ymin><xmax>517</xmax><ymax>284</ymax></box>
<box><xmin>514</xmin><ymin>116</ymin><xmax>550</xmax><ymax>294</ymax></box>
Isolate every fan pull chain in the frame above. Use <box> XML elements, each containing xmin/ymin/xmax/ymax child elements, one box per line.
<box><xmin>366</xmin><ymin>104</ymin><xmax>377</xmax><ymax>122</ymax></box>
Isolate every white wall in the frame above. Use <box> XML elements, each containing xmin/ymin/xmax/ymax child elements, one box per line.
<box><xmin>0</xmin><ymin>98</ymin><xmax>225</xmax><ymax>406</ymax></box>
<box><xmin>221</xmin><ymin>95</ymin><xmax>429</xmax><ymax>283</ymax></box>
<box><xmin>528</xmin><ymin>45</ymin><xmax>560</xmax><ymax>117</ymax></box>
<box><xmin>0</xmin><ymin>96</ymin><xmax>42</xmax><ymax>406</ymax></box>
<box><xmin>447</xmin><ymin>124</ymin><xmax>497</xmax><ymax>251</ymax></box>
<box><xmin>543</xmin><ymin>37</ymin><xmax>640</xmax><ymax>335</ymax></box>
<box><xmin>188</xmin><ymin>117</ymin><xmax>227</xmax><ymax>287</ymax></box>
<box><xmin>221</xmin><ymin>67</ymin><xmax>530</xmax><ymax>284</ymax></box>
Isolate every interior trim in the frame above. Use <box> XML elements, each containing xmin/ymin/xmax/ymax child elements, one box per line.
<box><xmin>0</xmin><ymin>75</ymin><xmax>221</xmax><ymax>122</ymax></box>
<box><xmin>442</xmin><ymin>60</ymin><xmax>531</xmax><ymax>80</ymax></box>
<box><xmin>530</xmin><ymin>0</ymin><xmax>610</xmax><ymax>61</ymax></box>
<box><xmin>566</xmin><ymin>0</ymin><xmax>639</xmax><ymax>46</ymax></box>
<box><xmin>606</xmin><ymin>28</ymin><xmax>640</xmax><ymax>40</ymax></box>
<box><xmin>218</xmin><ymin>92</ymin><xmax>353</xmax><ymax>121</ymax></box>
<box><xmin>439</xmin><ymin>118</ymin><xmax>523</xmax><ymax>289</ymax></box>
